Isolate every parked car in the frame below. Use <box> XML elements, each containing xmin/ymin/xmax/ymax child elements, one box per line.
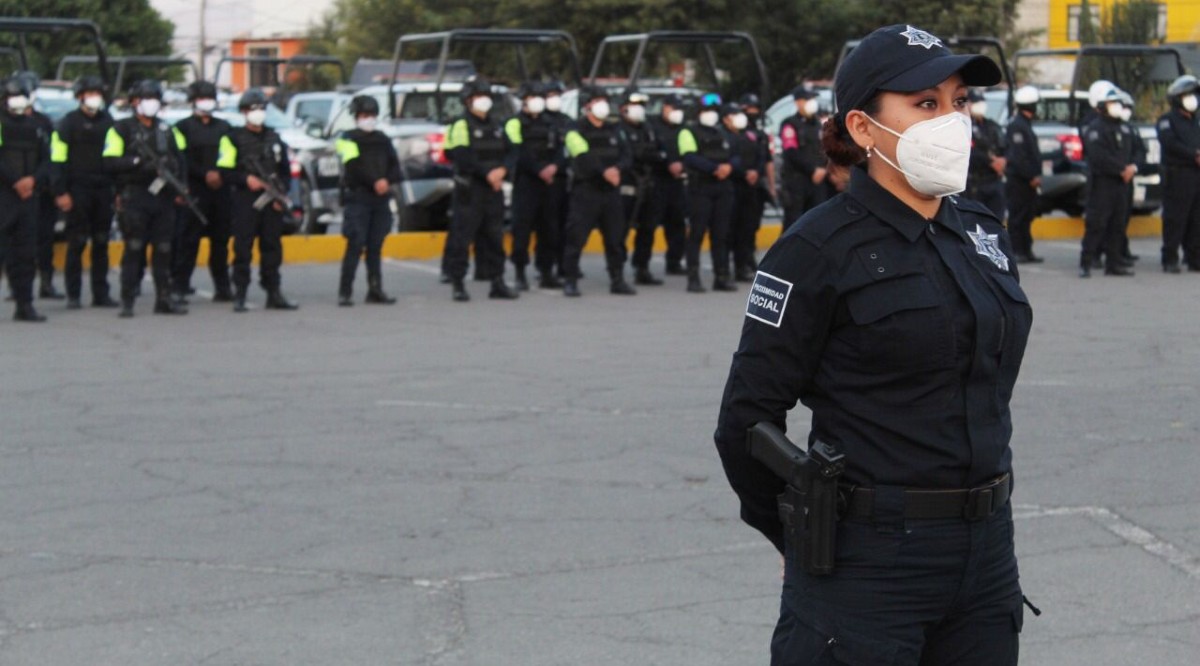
<box><xmin>284</xmin><ymin>91</ymin><xmax>351</xmax><ymax>131</ymax></box>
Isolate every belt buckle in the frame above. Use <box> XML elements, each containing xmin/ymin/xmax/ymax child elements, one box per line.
<box><xmin>963</xmin><ymin>486</ymin><xmax>994</xmax><ymax>522</ymax></box>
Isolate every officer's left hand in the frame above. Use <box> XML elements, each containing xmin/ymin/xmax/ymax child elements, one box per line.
<box><xmin>272</xmin><ymin>201</ymin><xmax>285</xmax><ymax>212</ymax></box>
<box><xmin>603</xmin><ymin>167</ymin><xmax>621</xmax><ymax>187</ymax></box>
<box><xmin>373</xmin><ymin>178</ymin><xmax>390</xmax><ymax>196</ymax></box>
<box><xmin>714</xmin><ymin>163</ymin><xmax>733</xmax><ymax>180</ymax></box>
<box><xmin>539</xmin><ymin>164</ymin><xmax>558</xmax><ymax>184</ymax></box>
<box><xmin>668</xmin><ymin>161</ymin><xmax>684</xmax><ymax>178</ymax></box>
<box><xmin>990</xmin><ymin>156</ymin><xmax>1007</xmax><ymax>175</ymax></box>
<box><xmin>745</xmin><ymin>170</ymin><xmax>759</xmax><ymax>186</ymax></box>
<box><xmin>174</xmin><ymin>196</ymin><xmax>186</xmax><ymax>206</ymax></box>
<box><xmin>205</xmin><ymin>170</ymin><xmax>223</xmax><ymax>190</ymax></box>
<box><xmin>13</xmin><ymin>176</ymin><xmax>35</xmax><ymax>200</ymax></box>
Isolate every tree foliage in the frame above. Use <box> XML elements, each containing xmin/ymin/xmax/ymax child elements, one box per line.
<box><xmin>0</xmin><ymin>0</ymin><xmax>174</xmax><ymax>81</ymax></box>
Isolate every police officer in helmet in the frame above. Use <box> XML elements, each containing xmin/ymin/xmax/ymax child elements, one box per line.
<box><xmin>678</xmin><ymin>92</ymin><xmax>738</xmax><ymax>293</ymax></box>
<box><xmin>102</xmin><ymin>79</ymin><xmax>189</xmax><ymax>317</ymax></box>
<box><xmin>965</xmin><ymin>88</ymin><xmax>1007</xmax><ymax>221</ymax></box>
<box><xmin>1157</xmin><ymin>75</ymin><xmax>1200</xmax><ymax>272</ymax></box>
<box><xmin>172</xmin><ymin>80</ymin><xmax>235</xmax><ymax>303</ymax></box>
<box><xmin>1004</xmin><ymin>85</ymin><xmax>1043</xmax><ymax>265</ymax></box>
<box><xmin>51</xmin><ymin>75</ymin><xmax>117</xmax><ymax>309</ymax></box>
<box><xmin>1080</xmin><ymin>86</ymin><xmax>1138</xmax><ymax>278</ymax></box>
<box><xmin>505</xmin><ymin>81</ymin><xmax>566</xmax><ymax>291</ymax></box>
<box><xmin>734</xmin><ymin>92</ymin><xmax>772</xmax><ymax>280</ymax></box>
<box><xmin>617</xmin><ymin>88</ymin><xmax>667</xmax><ymax>286</ymax></box>
<box><xmin>725</xmin><ymin>97</ymin><xmax>769</xmax><ymax>282</ymax></box>
<box><xmin>638</xmin><ymin>93</ymin><xmax>689</xmax><ymax>277</ymax></box>
<box><xmin>336</xmin><ymin>94</ymin><xmax>401</xmax><ymax>305</ymax></box>
<box><xmin>442</xmin><ymin>76</ymin><xmax>518</xmax><ymax>302</ymax></box>
<box><xmin>0</xmin><ymin>75</ymin><xmax>49</xmax><ymax>321</ymax></box>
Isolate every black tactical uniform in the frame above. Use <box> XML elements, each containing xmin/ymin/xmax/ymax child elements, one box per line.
<box><xmin>1080</xmin><ymin>109</ymin><xmax>1137</xmax><ymax>276</ymax></box>
<box><xmin>618</xmin><ymin>99</ymin><xmax>666</xmax><ymax>286</ymax></box>
<box><xmin>637</xmin><ymin>104</ymin><xmax>688</xmax><ymax>276</ymax></box>
<box><xmin>543</xmin><ymin>82</ymin><xmax>574</xmax><ymax>277</ymax></box>
<box><xmin>336</xmin><ymin>96</ymin><xmax>402</xmax><ymax>305</ymax></box>
<box><xmin>729</xmin><ymin>114</ymin><xmax>769</xmax><ymax>282</ymax></box>
<box><xmin>967</xmin><ymin>110</ymin><xmax>1007</xmax><ymax>220</ymax></box>
<box><xmin>443</xmin><ymin>79</ymin><xmax>517</xmax><ymax>302</ymax></box>
<box><xmin>679</xmin><ymin>97</ymin><xmax>738</xmax><ymax>292</ymax></box>
<box><xmin>172</xmin><ymin>89</ymin><xmax>234</xmax><ymax>301</ymax></box>
<box><xmin>0</xmin><ymin>81</ymin><xmax>49</xmax><ymax>321</ymax></box>
<box><xmin>561</xmin><ymin>93</ymin><xmax>636</xmax><ymax>297</ymax></box>
<box><xmin>51</xmin><ymin>82</ymin><xmax>116</xmax><ymax>308</ymax></box>
<box><xmin>102</xmin><ymin>84</ymin><xmax>188</xmax><ymax>317</ymax></box>
<box><xmin>505</xmin><ymin>86</ymin><xmax>566</xmax><ymax>290</ymax></box>
<box><xmin>1004</xmin><ymin>108</ymin><xmax>1041</xmax><ymax>262</ymax></box>
<box><xmin>779</xmin><ymin>90</ymin><xmax>826</xmax><ymax>230</ymax></box>
<box><xmin>29</xmin><ymin>107</ymin><xmax>62</xmax><ymax>299</ymax></box>
<box><xmin>1157</xmin><ymin>94</ymin><xmax>1200</xmax><ymax>271</ymax></box>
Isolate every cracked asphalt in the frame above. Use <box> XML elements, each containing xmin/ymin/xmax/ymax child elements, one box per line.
<box><xmin>2</xmin><ymin>234</ymin><xmax>1199</xmax><ymax>665</ymax></box>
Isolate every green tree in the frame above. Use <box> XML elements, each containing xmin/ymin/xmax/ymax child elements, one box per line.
<box><xmin>0</xmin><ymin>0</ymin><xmax>174</xmax><ymax>81</ymax></box>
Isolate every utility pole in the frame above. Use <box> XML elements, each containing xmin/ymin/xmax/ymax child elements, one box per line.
<box><xmin>199</xmin><ymin>0</ymin><xmax>208</xmax><ymax>80</ymax></box>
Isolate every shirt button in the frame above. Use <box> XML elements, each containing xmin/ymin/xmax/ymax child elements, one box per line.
<box><xmin>869</xmin><ymin>253</ymin><xmax>877</xmax><ymax>259</ymax></box>
<box><xmin>877</xmin><ymin>267</ymin><xmax>885</xmax><ymax>273</ymax></box>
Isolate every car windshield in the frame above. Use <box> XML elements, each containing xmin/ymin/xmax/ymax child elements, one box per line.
<box><xmin>396</xmin><ymin>92</ymin><xmax>467</xmax><ymax>121</ymax></box>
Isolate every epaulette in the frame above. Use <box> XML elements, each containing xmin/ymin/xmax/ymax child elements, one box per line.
<box><xmin>790</xmin><ymin>194</ymin><xmax>870</xmax><ymax>247</ymax></box>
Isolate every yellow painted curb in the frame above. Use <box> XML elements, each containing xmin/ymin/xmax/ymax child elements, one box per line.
<box><xmin>51</xmin><ymin>215</ymin><xmax>1164</xmax><ymax>269</ymax></box>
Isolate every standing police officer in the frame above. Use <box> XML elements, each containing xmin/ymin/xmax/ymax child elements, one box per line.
<box><xmin>442</xmin><ymin>76</ymin><xmax>518</xmax><ymax>302</ymax></box>
<box><xmin>12</xmin><ymin>71</ymin><xmax>63</xmax><ymax>301</ymax></box>
<box><xmin>778</xmin><ymin>86</ymin><xmax>826</xmax><ymax>230</ymax></box>
<box><xmin>561</xmin><ymin>86</ymin><xmax>635</xmax><ymax>297</ymax></box>
<box><xmin>217</xmin><ymin>88</ymin><xmax>299</xmax><ymax>311</ymax></box>
<box><xmin>632</xmin><ymin>94</ymin><xmax>688</xmax><ymax>280</ymax></box>
<box><xmin>336</xmin><ymin>94</ymin><xmax>401</xmax><ymax>305</ymax></box>
<box><xmin>1005</xmin><ymin>86</ymin><xmax>1043</xmax><ymax>264</ymax></box>
<box><xmin>102</xmin><ymin>80</ymin><xmax>188</xmax><ymax>317</ymax></box>
<box><xmin>172</xmin><ymin>80</ymin><xmax>234</xmax><ymax>302</ymax></box>
<box><xmin>966</xmin><ymin>88</ymin><xmax>1007</xmax><ymax>220</ymax></box>
<box><xmin>51</xmin><ymin>75</ymin><xmax>117</xmax><ymax>309</ymax></box>
<box><xmin>735</xmin><ymin>93</ymin><xmax>773</xmax><ymax>281</ymax></box>
<box><xmin>1157</xmin><ymin>75</ymin><xmax>1200</xmax><ymax>273</ymax></box>
<box><xmin>0</xmin><ymin>76</ymin><xmax>48</xmax><ymax>321</ymax></box>
<box><xmin>543</xmin><ymin>80</ymin><xmax>573</xmax><ymax>279</ymax></box>
<box><xmin>725</xmin><ymin>100</ymin><xmax>768</xmax><ymax>282</ymax></box>
<box><xmin>678</xmin><ymin>93</ymin><xmax>737</xmax><ymax>293</ymax></box>
<box><xmin>1080</xmin><ymin>87</ymin><xmax>1137</xmax><ymax>278</ymax></box>
<box><xmin>617</xmin><ymin>89</ymin><xmax>665</xmax><ymax>286</ymax></box>
<box><xmin>505</xmin><ymin>81</ymin><xmax>565</xmax><ymax>291</ymax></box>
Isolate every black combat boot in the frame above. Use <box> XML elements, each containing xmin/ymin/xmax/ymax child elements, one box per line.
<box><xmin>514</xmin><ymin>266</ymin><xmax>530</xmax><ymax>291</ymax></box>
<box><xmin>563</xmin><ymin>279</ymin><xmax>581</xmax><ymax>297</ymax></box>
<box><xmin>233</xmin><ymin>287</ymin><xmax>248</xmax><ymax>313</ymax></box>
<box><xmin>609</xmin><ymin>269</ymin><xmax>637</xmax><ymax>295</ymax></box>
<box><xmin>38</xmin><ymin>272</ymin><xmax>64</xmax><ymax>299</ymax></box>
<box><xmin>538</xmin><ymin>272</ymin><xmax>563</xmax><ymax>289</ymax></box>
<box><xmin>66</xmin><ymin>297</ymin><xmax>83</xmax><ymax>310</ymax></box>
<box><xmin>452</xmin><ymin>280</ymin><xmax>470</xmax><ymax>302</ymax></box>
<box><xmin>365</xmin><ymin>277</ymin><xmax>396</xmax><ymax>304</ymax></box>
<box><xmin>634</xmin><ymin>267</ymin><xmax>663</xmax><ymax>286</ymax></box>
<box><xmin>13</xmin><ymin>302</ymin><xmax>46</xmax><ymax>322</ymax></box>
<box><xmin>734</xmin><ymin>266</ymin><xmax>756</xmax><ymax>282</ymax></box>
<box><xmin>665</xmin><ymin>262</ymin><xmax>687</xmax><ymax>276</ymax></box>
<box><xmin>265</xmin><ymin>289</ymin><xmax>299</xmax><ymax>310</ymax></box>
<box><xmin>712</xmin><ymin>273</ymin><xmax>738</xmax><ymax>292</ymax></box>
<box><xmin>338</xmin><ymin>292</ymin><xmax>354</xmax><ymax>307</ymax></box>
<box><xmin>154</xmin><ymin>289</ymin><xmax>188</xmax><ymax>315</ymax></box>
<box><xmin>489</xmin><ymin>277</ymin><xmax>519</xmax><ymax>300</ymax></box>
<box><xmin>686</xmin><ymin>267</ymin><xmax>706</xmax><ymax>293</ymax></box>
<box><xmin>119</xmin><ymin>296</ymin><xmax>135</xmax><ymax>318</ymax></box>
<box><xmin>93</xmin><ymin>293</ymin><xmax>119</xmax><ymax>308</ymax></box>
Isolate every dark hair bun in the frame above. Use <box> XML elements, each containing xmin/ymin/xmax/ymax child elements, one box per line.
<box><xmin>821</xmin><ymin>116</ymin><xmax>866</xmax><ymax>168</ymax></box>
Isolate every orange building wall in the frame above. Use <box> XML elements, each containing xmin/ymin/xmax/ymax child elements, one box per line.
<box><xmin>228</xmin><ymin>37</ymin><xmax>307</xmax><ymax>91</ymax></box>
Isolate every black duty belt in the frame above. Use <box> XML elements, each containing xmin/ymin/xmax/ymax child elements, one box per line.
<box><xmin>841</xmin><ymin>473</ymin><xmax>1011</xmax><ymax>522</ymax></box>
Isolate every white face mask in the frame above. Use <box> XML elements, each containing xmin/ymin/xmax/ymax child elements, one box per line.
<box><xmin>589</xmin><ymin>100</ymin><xmax>610</xmax><ymax>120</ymax></box>
<box><xmin>356</xmin><ymin>116</ymin><xmax>378</xmax><ymax>132</ymax></box>
<box><xmin>245</xmin><ymin>108</ymin><xmax>267</xmax><ymax>126</ymax></box>
<box><xmin>6</xmin><ymin>95</ymin><xmax>29</xmax><ymax>113</ymax></box>
<box><xmin>731</xmin><ymin>113</ymin><xmax>749</xmax><ymax>131</ymax></box>
<box><xmin>82</xmin><ymin>94</ymin><xmax>104</xmax><ymax>112</ymax></box>
<box><xmin>1105</xmin><ymin>101</ymin><xmax>1123</xmax><ymax>118</ymax></box>
<box><xmin>1119</xmin><ymin>106</ymin><xmax>1132</xmax><ymax>122</ymax></box>
<box><xmin>471</xmin><ymin>95</ymin><xmax>493</xmax><ymax>115</ymax></box>
<box><xmin>802</xmin><ymin>99</ymin><xmax>819</xmax><ymax>117</ymax></box>
<box><xmin>525</xmin><ymin>96</ymin><xmax>545</xmax><ymax>114</ymax></box>
<box><xmin>195</xmin><ymin>98</ymin><xmax>217</xmax><ymax>113</ymax></box>
<box><xmin>867</xmin><ymin>111</ymin><xmax>972</xmax><ymax>198</ymax></box>
<box><xmin>1183</xmin><ymin>94</ymin><xmax>1199</xmax><ymax>113</ymax></box>
<box><xmin>698</xmin><ymin>110</ymin><xmax>719</xmax><ymax>127</ymax></box>
<box><xmin>136</xmin><ymin>98</ymin><xmax>161</xmax><ymax>118</ymax></box>
<box><xmin>624</xmin><ymin>104</ymin><xmax>645</xmax><ymax>123</ymax></box>
<box><xmin>970</xmin><ymin>101</ymin><xmax>988</xmax><ymax>117</ymax></box>
<box><xmin>545</xmin><ymin>95</ymin><xmax>562</xmax><ymax>112</ymax></box>
<box><xmin>666</xmin><ymin>109</ymin><xmax>684</xmax><ymax>125</ymax></box>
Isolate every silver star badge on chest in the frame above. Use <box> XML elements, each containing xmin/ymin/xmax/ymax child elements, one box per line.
<box><xmin>967</xmin><ymin>224</ymin><xmax>1009</xmax><ymax>271</ymax></box>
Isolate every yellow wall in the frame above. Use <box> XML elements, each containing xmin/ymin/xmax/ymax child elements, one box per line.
<box><xmin>1048</xmin><ymin>0</ymin><xmax>1200</xmax><ymax>47</ymax></box>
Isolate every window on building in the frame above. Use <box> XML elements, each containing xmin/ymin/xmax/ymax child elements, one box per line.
<box><xmin>1067</xmin><ymin>4</ymin><xmax>1102</xmax><ymax>42</ymax></box>
<box><xmin>248</xmin><ymin>46</ymin><xmax>279</xmax><ymax>88</ymax></box>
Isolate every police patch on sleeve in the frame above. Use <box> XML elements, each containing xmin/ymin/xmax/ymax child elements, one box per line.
<box><xmin>746</xmin><ymin>271</ymin><xmax>793</xmax><ymax>327</ymax></box>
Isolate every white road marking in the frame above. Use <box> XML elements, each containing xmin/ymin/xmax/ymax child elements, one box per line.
<box><xmin>376</xmin><ymin>398</ymin><xmax>657</xmax><ymax>418</ymax></box>
<box><xmin>382</xmin><ymin>258</ymin><xmax>441</xmax><ymax>274</ymax></box>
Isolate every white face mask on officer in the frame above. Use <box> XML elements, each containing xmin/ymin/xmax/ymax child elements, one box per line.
<box><xmin>6</xmin><ymin>95</ymin><xmax>29</xmax><ymax>113</ymax></box>
<box><xmin>1119</xmin><ymin>105</ymin><xmax>1132</xmax><ymax>122</ymax></box>
<box><xmin>545</xmin><ymin>94</ymin><xmax>562</xmax><ymax>112</ymax></box>
<box><xmin>802</xmin><ymin>98</ymin><xmax>819</xmax><ymax>117</ymax></box>
<box><xmin>1105</xmin><ymin>101</ymin><xmax>1123</xmax><ymax>118</ymax></box>
<box><xmin>245</xmin><ymin>108</ymin><xmax>267</xmax><ymax>126</ymax></box>
<box><xmin>470</xmin><ymin>95</ymin><xmax>493</xmax><ymax>115</ymax></box>
<box><xmin>866</xmin><ymin>111</ymin><xmax>972</xmax><ymax>198</ymax></box>
<box><xmin>624</xmin><ymin>104</ymin><xmax>645</xmax><ymax>123</ymax></box>
<box><xmin>195</xmin><ymin>98</ymin><xmax>217</xmax><ymax>114</ymax></box>
<box><xmin>731</xmin><ymin>113</ymin><xmax>748</xmax><ymax>131</ymax></box>
<box><xmin>82</xmin><ymin>94</ymin><xmax>104</xmax><ymax>112</ymax></box>
<box><xmin>525</xmin><ymin>96</ymin><xmax>545</xmax><ymax>114</ymax></box>
<box><xmin>136</xmin><ymin>98</ymin><xmax>161</xmax><ymax>118</ymax></box>
<box><xmin>970</xmin><ymin>101</ymin><xmax>988</xmax><ymax>118</ymax></box>
<box><xmin>589</xmin><ymin>100</ymin><xmax>610</xmax><ymax>121</ymax></box>
<box><xmin>698</xmin><ymin>110</ymin><xmax>719</xmax><ymax>127</ymax></box>
<box><xmin>356</xmin><ymin>116</ymin><xmax>378</xmax><ymax>132</ymax></box>
<box><xmin>1184</xmin><ymin>94</ymin><xmax>1200</xmax><ymax>113</ymax></box>
<box><xmin>666</xmin><ymin>108</ymin><xmax>684</xmax><ymax>125</ymax></box>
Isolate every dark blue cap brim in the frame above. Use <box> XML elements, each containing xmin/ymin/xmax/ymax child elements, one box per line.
<box><xmin>879</xmin><ymin>53</ymin><xmax>1001</xmax><ymax>94</ymax></box>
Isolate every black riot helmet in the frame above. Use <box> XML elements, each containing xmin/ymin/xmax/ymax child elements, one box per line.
<box><xmin>187</xmin><ymin>80</ymin><xmax>218</xmax><ymax>101</ymax></box>
<box><xmin>348</xmin><ymin>94</ymin><xmax>380</xmax><ymax>117</ymax></box>
<box><xmin>11</xmin><ymin>70</ymin><xmax>39</xmax><ymax>92</ymax></box>
<box><xmin>1167</xmin><ymin>75</ymin><xmax>1199</xmax><ymax>102</ymax></box>
<box><xmin>577</xmin><ymin>84</ymin><xmax>608</xmax><ymax>107</ymax></box>
<box><xmin>459</xmin><ymin>75</ymin><xmax>492</xmax><ymax>100</ymax></box>
<box><xmin>2</xmin><ymin>76</ymin><xmax>31</xmax><ymax>99</ymax></box>
<box><xmin>238</xmin><ymin>88</ymin><xmax>269</xmax><ymax>109</ymax></box>
<box><xmin>73</xmin><ymin>74</ymin><xmax>106</xmax><ymax>97</ymax></box>
<box><xmin>738</xmin><ymin>92</ymin><xmax>760</xmax><ymax>108</ymax></box>
<box><xmin>128</xmin><ymin>79</ymin><xmax>163</xmax><ymax>101</ymax></box>
<box><xmin>543</xmin><ymin>79</ymin><xmax>566</xmax><ymax>95</ymax></box>
<box><xmin>516</xmin><ymin>80</ymin><xmax>544</xmax><ymax>99</ymax></box>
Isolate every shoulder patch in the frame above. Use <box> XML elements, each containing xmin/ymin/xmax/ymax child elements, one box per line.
<box><xmin>953</xmin><ymin>196</ymin><xmax>1001</xmax><ymax>223</ymax></box>
<box><xmin>1087</xmin><ymin>130</ymin><xmax>1100</xmax><ymax>141</ymax></box>
<box><xmin>745</xmin><ymin>271</ymin><xmax>793</xmax><ymax>327</ymax></box>
<box><xmin>1011</xmin><ymin>132</ymin><xmax>1024</xmax><ymax>144</ymax></box>
<box><xmin>1158</xmin><ymin>119</ymin><xmax>1171</xmax><ymax>130</ymax></box>
<box><xmin>792</xmin><ymin>194</ymin><xmax>865</xmax><ymax>246</ymax></box>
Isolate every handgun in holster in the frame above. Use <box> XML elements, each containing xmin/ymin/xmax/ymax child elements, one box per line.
<box><xmin>747</xmin><ymin>422</ymin><xmax>845</xmax><ymax>575</ymax></box>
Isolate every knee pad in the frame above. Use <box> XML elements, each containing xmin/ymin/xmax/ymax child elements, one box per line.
<box><xmin>92</xmin><ymin>232</ymin><xmax>110</xmax><ymax>245</ymax></box>
<box><xmin>155</xmin><ymin>242</ymin><xmax>172</xmax><ymax>256</ymax></box>
<box><xmin>126</xmin><ymin>238</ymin><xmax>145</xmax><ymax>251</ymax></box>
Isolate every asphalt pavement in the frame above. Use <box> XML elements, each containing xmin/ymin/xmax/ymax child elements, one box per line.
<box><xmin>1</xmin><ymin>234</ymin><xmax>1198</xmax><ymax>665</ymax></box>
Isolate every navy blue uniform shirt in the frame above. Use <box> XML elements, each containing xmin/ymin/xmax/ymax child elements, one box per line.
<box><xmin>715</xmin><ymin>166</ymin><xmax>1033</xmax><ymax>552</ymax></box>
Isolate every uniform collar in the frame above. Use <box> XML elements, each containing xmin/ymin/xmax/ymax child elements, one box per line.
<box><xmin>847</xmin><ymin>166</ymin><xmax>967</xmax><ymax>242</ymax></box>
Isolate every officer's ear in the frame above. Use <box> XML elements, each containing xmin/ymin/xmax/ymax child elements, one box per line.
<box><xmin>843</xmin><ymin>110</ymin><xmax>874</xmax><ymax>153</ymax></box>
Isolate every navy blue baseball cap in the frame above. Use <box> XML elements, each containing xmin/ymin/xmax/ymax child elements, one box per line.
<box><xmin>835</xmin><ymin>24</ymin><xmax>1001</xmax><ymax>114</ymax></box>
<box><xmin>791</xmin><ymin>85</ymin><xmax>817</xmax><ymax>101</ymax></box>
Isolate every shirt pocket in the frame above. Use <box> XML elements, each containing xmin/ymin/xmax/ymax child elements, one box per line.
<box><xmin>988</xmin><ymin>271</ymin><xmax>1033</xmax><ymax>359</ymax></box>
<box><xmin>843</xmin><ymin>274</ymin><xmax>956</xmax><ymax>371</ymax></box>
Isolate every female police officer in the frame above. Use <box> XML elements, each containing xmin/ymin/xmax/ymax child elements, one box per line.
<box><xmin>715</xmin><ymin>25</ymin><xmax>1033</xmax><ymax>665</ymax></box>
